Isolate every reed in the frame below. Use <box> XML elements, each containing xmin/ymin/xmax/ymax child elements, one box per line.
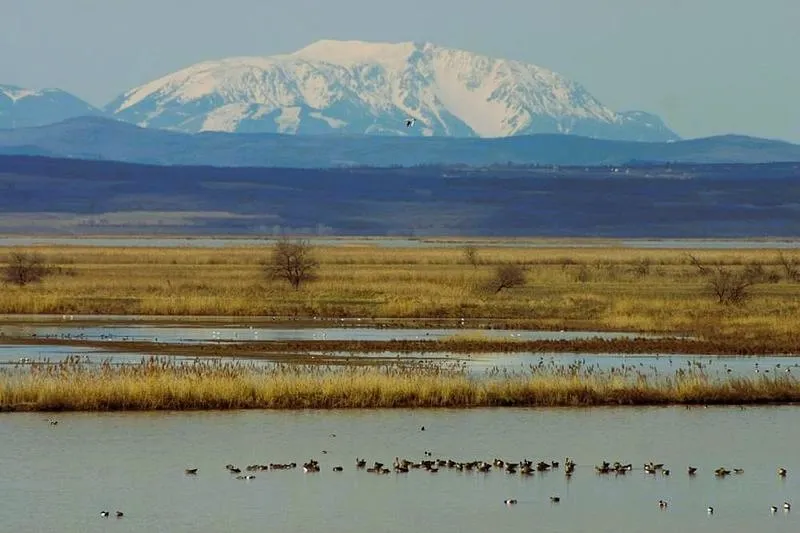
<box><xmin>2</xmin><ymin>357</ymin><xmax>799</xmax><ymax>411</ymax></box>
<box><xmin>1</xmin><ymin>244</ymin><xmax>799</xmax><ymax>345</ymax></box>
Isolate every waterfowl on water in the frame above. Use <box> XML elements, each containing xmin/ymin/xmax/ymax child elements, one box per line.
<box><xmin>707</xmin><ymin>507</ymin><xmax>714</xmax><ymax>514</ymax></box>
<box><xmin>550</xmin><ymin>496</ymin><xmax>560</xmax><ymax>503</ymax></box>
<box><xmin>778</xmin><ymin>467</ymin><xmax>787</xmax><ymax>477</ymax></box>
<box><xmin>504</xmin><ymin>499</ymin><xmax>517</xmax><ymax>505</ymax></box>
<box><xmin>100</xmin><ymin>511</ymin><xmax>109</xmax><ymax>518</ymax></box>
<box><xmin>688</xmin><ymin>466</ymin><xmax>697</xmax><ymax>475</ymax></box>
<box><xmin>784</xmin><ymin>502</ymin><xmax>791</xmax><ymax>511</ymax></box>
<box><xmin>115</xmin><ymin>511</ymin><xmax>124</xmax><ymax>518</ymax></box>
<box><xmin>185</xmin><ymin>468</ymin><xmax>198</xmax><ymax>475</ymax></box>
<box><xmin>771</xmin><ymin>506</ymin><xmax>778</xmax><ymax>513</ymax></box>
<box><xmin>658</xmin><ymin>500</ymin><xmax>667</xmax><ymax>509</ymax></box>
<box><xmin>332</xmin><ymin>466</ymin><xmax>343</xmax><ymax>472</ymax></box>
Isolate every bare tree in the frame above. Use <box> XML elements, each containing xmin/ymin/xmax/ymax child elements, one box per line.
<box><xmin>706</xmin><ymin>267</ymin><xmax>756</xmax><ymax>305</ymax></box>
<box><xmin>3</xmin><ymin>252</ymin><xmax>49</xmax><ymax>286</ymax></box>
<box><xmin>463</xmin><ymin>245</ymin><xmax>480</xmax><ymax>268</ymax></box>
<box><xmin>265</xmin><ymin>238</ymin><xmax>318</xmax><ymax>290</ymax></box>
<box><xmin>687</xmin><ymin>253</ymin><xmax>757</xmax><ymax>305</ymax></box>
<box><xmin>491</xmin><ymin>263</ymin><xmax>526</xmax><ymax>293</ymax></box>
<box><xmin>777</xmin><ymin>251</ymin><xmax>800</xmax><ymax>282</ymax></box>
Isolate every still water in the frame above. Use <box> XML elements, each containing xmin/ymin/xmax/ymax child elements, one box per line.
<box><xmin>1</xmin><ymin>407</ymin><xmax>798</xmax><ymax>533</ymax></box>
<box><xmin>2</xmin><ymin>344</ymin><xmax>799</xmax><ymax>381</ymax></box>
<box><xmin>0</xmin><ymin>324</ymin><xmax>663</xmax><ymax>344</ymax></box>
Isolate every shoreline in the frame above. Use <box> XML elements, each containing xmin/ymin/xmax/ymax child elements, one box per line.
<box><xmin>1</xmin><ymin>335</ymin><xmax>797</xmax><ymax>357</ymax></box>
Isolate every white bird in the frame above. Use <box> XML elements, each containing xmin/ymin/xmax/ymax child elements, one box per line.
<box><xmin>405</xmin><ymin>118</ymin><xmax>416</xmax><ymax>128</ymax></box>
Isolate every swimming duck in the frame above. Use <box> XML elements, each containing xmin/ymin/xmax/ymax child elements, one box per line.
<box><xmin>100</xmin><ymin>511</ymin><xmax>109</xmax><ymax>518</ymax></box>
<box><xmin>707</xmin><ymin>506</ymin><xmax>714</xmax><ymax>514</ymax></box>
<box><xmin>778</xmin><ymin>467</ymin><xmax>787</xmax><ymax>477</ymax></box>
<box><xmin>771</xmin><ymin>506</ymin><xmax>778</xmax><ymax>513</ymax></box>
<box><xmin>185</xmin><ymin>468</ymin><xmax>198</xmax><ymax>475</ymax></box>
<box><xmin>687</xmin><ymin>466</ymin><xmax>697</xmax><ymax>475</ymax></box>
<box><xmin>115</xmin><ymin>511</ymin><xmax>124</xmax><ymax>518</ymax></box>
<box><xmin>784</xmin><ymin>502</ymin><xmax>791</xmax><ymax>511</ymax></box>
<box><xmin>504</xmin><ymin>499</ymin><xmax>517</xmax><ymax>505</ymax></box>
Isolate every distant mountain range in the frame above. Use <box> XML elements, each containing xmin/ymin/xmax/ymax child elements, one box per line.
<box><xmin>0</xmin><ymin>116</ymin><xmax>799</xmax><ymax>168</ymax></box>
<box><xmin>1</xmin><ymin>40</ymin><xmax>680</xmax><ymax>142</ymax></box>
<box><xmin>0</xmin><ymin>84</ymin><xmax>101</xmax><ymax>129</ymax></box>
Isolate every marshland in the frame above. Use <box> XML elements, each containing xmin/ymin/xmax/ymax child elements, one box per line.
<box><xmin>1</xmin><ymin>239</ymin><xmax>799</xmax><ymax>410</ymax></box>
<box><xmin>2</xmin><ymin>239</ymin><xmax>800</xmax><ymax>533</ymax></box>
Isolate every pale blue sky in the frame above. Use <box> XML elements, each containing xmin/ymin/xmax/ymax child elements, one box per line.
<box><xmin>2</xmin><ymin>0</ymin><xmax>798</xmax><ymax>141</ymax></box>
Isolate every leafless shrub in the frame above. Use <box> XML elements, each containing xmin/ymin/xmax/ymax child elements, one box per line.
<box><xmin>264</xmin><ymin>238</ymin><xmax>318</xmax><ymax>290</ymax></box>
<box><xmin>631</xmin><ymin>257</ymin><xmax>652</xmax><ymax>277</ymax></box>
<box><xmin>463</xmin><ymin>245</ymin><xmax>480</xmax><ymax>268</ymax></box>
<box><xmin>3</xmin><ymin>252</ymin><xmax>50</xmax><ymax>286</ymax></box>
<box><xmin>574</xmin><ymin>265</ymin><xmax>591</xmax><ymax>283</ymax></box>
<box><xmin>491</xmin><ymin>263</ymin><xmax>526</xmax><ymax>293</ymax></box>
<box><xmin>687</xmin><ymin>253</ymin><xmax>758</xmax><ymax>305</ymax></box>
<box><xmin>777</xmin><ymin>252</ymin><xmax>800</xmax><ymax>282</ymax></box>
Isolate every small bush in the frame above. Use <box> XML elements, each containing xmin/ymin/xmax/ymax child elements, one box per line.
<box><xmin>491</xmin><ymin>263</ymin><xmax>526</xmax><ymax>293</ymax></box>
<box><xmin>3</xmin><ymin>252</ymin><xmax>50</xmax><ymax>286</ymax></box>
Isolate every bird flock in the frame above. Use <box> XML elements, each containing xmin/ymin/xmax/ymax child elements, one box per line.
<box><xmin>175</xmin><ymin>454</ymin><xmax>793</xmax><ymax>517</ymax></box>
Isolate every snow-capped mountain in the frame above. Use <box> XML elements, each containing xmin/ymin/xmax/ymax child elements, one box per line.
<box><xmin>0</xmin><ymin>84</ymin><xmax>102</xmax><ymax>129</ymax></box>
<box><xmin>106</xmin><ymin>40</ymin><xmax>679</xmax><ymax>141</ymax></box>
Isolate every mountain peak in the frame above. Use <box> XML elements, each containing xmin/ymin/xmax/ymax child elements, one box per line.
<box><xmin>292</xmin><ymin>39</ymin><xmax>426</xmax><ymax>65</ymax></box>
<box><xmin>105</xmin><ymin>40</ymin><xmax>679</xmax><ymax>141</ymax></box>
<box><xmin>1</xmin><ymin>83</ymin><xmax>101</xmax><ymax>129</ymax></box>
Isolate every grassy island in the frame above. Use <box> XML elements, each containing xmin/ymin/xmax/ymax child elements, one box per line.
<box><xmin>2</xmin><ymin>357</ymin><xmax>799</xmax><ymax>412</ymax></box>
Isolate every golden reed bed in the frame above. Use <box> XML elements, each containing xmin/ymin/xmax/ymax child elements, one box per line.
<box><xmin>2</xmin><ymin>357</ymin><xmax>798</xmax><ymax>411</ymax></box>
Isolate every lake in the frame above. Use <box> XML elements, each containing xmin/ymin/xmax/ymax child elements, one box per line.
<box><xmin>1</xmin><ymin>406</ymin><xmax>798</xmax><ymax>533</ymax></box>
<box><xmin>0</xmin><ymin>323</ymin><xmax>666</xmax><ymax>344</ymax></box>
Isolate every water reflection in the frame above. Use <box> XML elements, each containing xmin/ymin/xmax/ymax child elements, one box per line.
<box><xmin>2</xmin><ymin>344</ymin><xmax>800</xmax><ymax>381</ymax></box>
<box><xmin>0</xmin><ymin>324</ymin><xmax>664</xmax><ymax>344</ymax></box>
<box><xmin>0</xmin><ymin>407</ymin><xmax>798</xmax><ymax>533</ymax></box>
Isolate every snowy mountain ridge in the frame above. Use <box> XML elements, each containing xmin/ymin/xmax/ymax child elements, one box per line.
<box><xmin>106</xmin><ymin>40</ymin><xmax>679</xmax><ymax>141</ymax></box>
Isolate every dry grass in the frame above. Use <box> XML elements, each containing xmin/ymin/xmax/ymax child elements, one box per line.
<box><xmin>2</xmin><ymin>356</ymin><xmax>798</xmax><ymax>411</ymax></box>
<box><xmin>1</xmin><ymin>244</ymin><xmax>799</xmax><ymax>345</ymax></box>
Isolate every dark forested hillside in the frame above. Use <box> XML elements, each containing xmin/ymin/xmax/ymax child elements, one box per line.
<box><xmin>0</xmin><ymin>155</ymin><xmax>798</xmax><ymax>237</ymax></box>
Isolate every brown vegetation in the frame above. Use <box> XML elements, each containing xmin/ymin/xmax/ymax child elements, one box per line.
<box><xmin>3</xmin><ymin>252</ymin><xmax>49</xmax><ymax>286</ymax></box>
<box><xmin>4</xmin><ymin>333</ymin><xmax>798</xmax><ymax>358</ymax></box>
<box><xmin>265</xmin><ymin>238</ymin><xmax>318</xmax><ymax>290</ymax></box>
<box><xmin>0</xmin><ymin>243</ymin><xmax>799</xmax><ymax>346</ymax></box>
<box><xmin>491</xmin><ymin>263</ymin><xmax>526</xmax><ymax>293</ymax></box>
<box><xmin>1</xmin><ymin>357</ymin><xmax>798</xmax><ymax>412</ymax></box>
